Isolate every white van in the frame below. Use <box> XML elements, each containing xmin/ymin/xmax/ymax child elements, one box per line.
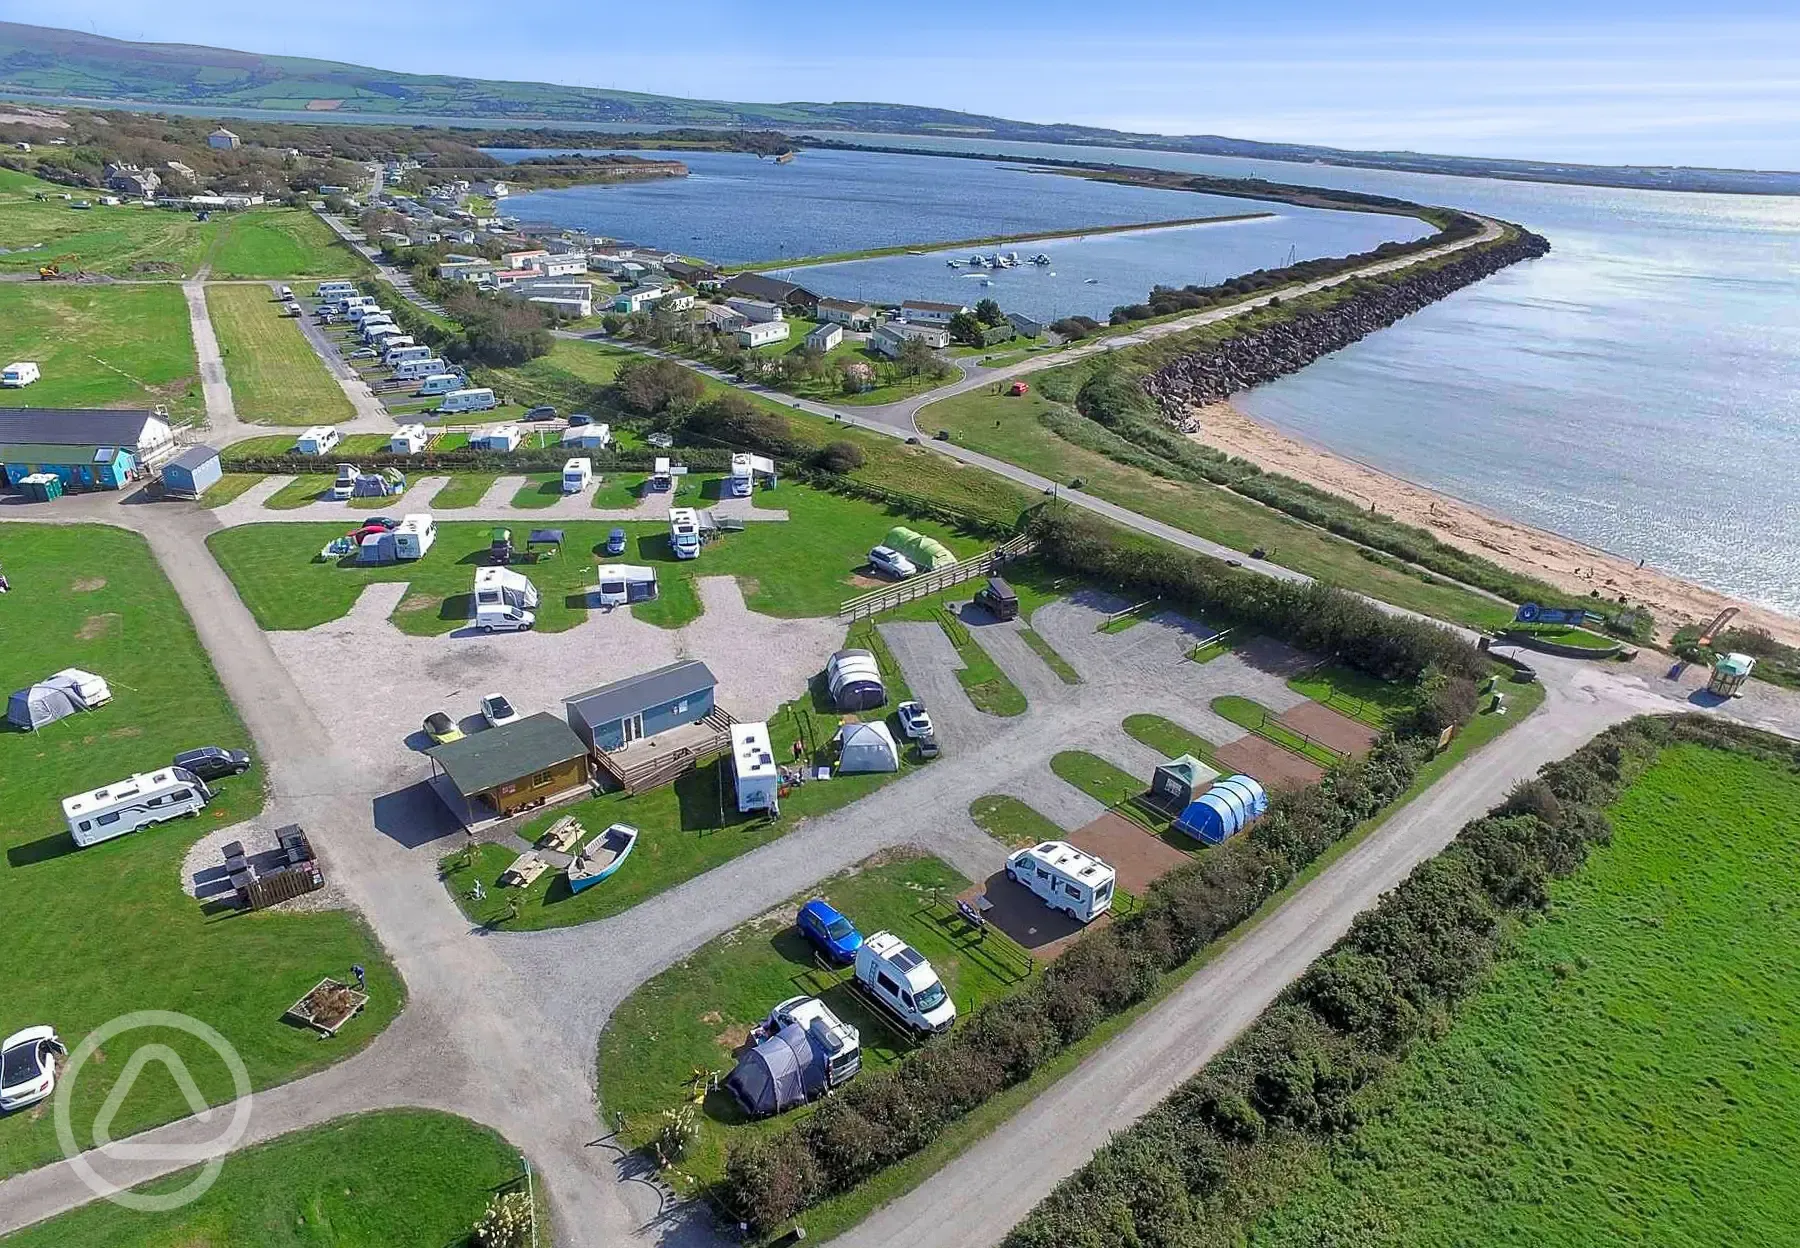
<box><xmin>392</xmin><ymin>357</ymin><xmax>447</xmax><ymax>381</ymax></box>
<box><xmin>562</xmin><ymin>457</ymin><xmax>592</xmax><ymax>494</ymax></box>
<box><xmin>1005</xmin><ymin>840</ymin><xmax>1117</xmax><ymax>923</ymax></box>
<box><xmin>416</xmin><ymin>373</ymin><xmax>464</xmax><ymax>396</ymax></box>
<box><xmin>295</xmin><ymin>426</ymin><xmax>341</xmax><ymax>457</ymax></box>
<box><xmin>854</xmin><ymin>932</ymin><xmax>955</xmax><ymax>1034</ymax></box>
<box><xmin>330</xmin><ymin>462</ymin><xmax>359</xmax><ymax>501</ymax></box>
<box><xmin>473</xmin><ymin>566</ymin><xmax>537</xmax><ymax>631</ymax></box>
<box><xmin>278</xmin><ymin>285</ymin><xmax>294</xmax><ymax>301</ymax></box>
<box><xmin>438</xmin><ymin>388</ymin><xmax>497</xmax><ymax>414</ymax></box>
<box><xmin>1</xmin><ymin>361</ymin><xmax>41</xmax><ymax>388</ymax></box>
<box><xmin>394</xmin><ymin>513</ymin><xmax>436</xmax><ymax>559</ymax></box>
<box><xmin>384</xmin><ymin>343</ymin><xmax>429</xmax><ymax>366</ymax></box>
<box><xmin>64</xmin><ymin>767</ymin><xmax>212</xmax><ymax>848</ymax></box>
<box><xmin>668</xmin><ymin>507</ymin><xmax>701</xmax><ymax>560</ymax></box>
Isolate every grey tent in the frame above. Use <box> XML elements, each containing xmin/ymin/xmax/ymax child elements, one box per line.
<box><xmin>724</xmin><ymin>1023</ymin><xmax>825</xmax><ymax>1118</ymax></box>
<box><xmin>7</xmin><ymin>683</ymin><xmax>79</xmax><ymax>731</ymax></box>
<box><xmin>356</xmin><ymin>532</ymin><xmax>398</xmax><ymax>564</ymax></box>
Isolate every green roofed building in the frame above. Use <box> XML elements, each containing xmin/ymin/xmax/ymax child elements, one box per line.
<box><xmin>425</xmin><ymin>711</ymin><xmax>592</xmax><ymax>824</ymax></box>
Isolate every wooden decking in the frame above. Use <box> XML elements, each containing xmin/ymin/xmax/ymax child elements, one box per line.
<box><xmin>594</xmin><ymin>707</ymin><xmax>736</xmax><ymax>795</ymax></box>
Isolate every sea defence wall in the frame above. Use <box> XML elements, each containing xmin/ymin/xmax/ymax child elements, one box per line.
<box><xmin>1141</xmin><ymin>229</ymin><xmax>1551</xmax><ymax>414</ymax></box>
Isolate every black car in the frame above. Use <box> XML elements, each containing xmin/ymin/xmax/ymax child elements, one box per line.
<box><xmin>172</xmin><ymin>746</ymin><xmax>252</xmax><ymax>780</ymax></box>
<box><xmin>525</xmin><ymin>405</ymin><xmax>558</xmax><ymax>422</ymax></box>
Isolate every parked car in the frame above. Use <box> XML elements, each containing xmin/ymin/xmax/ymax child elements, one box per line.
<box><xmin>896</xmin><ymin>701</ymin><xmax>934</xmax><ymax>740</ymax></box>
<box><xmin>349</xmin><ymin>348</ymin><xmax>376</xmax><ymax>359</ymax></box>
<box><xmin>797</xmin><ymin>898</ymin><xmax>863</xmax><ymax>964</ymax></box>
<box><xmin>868</xmin><ymin>546</ymin><xmax>917</xmax><ymax>580</ymax></box>
<box><xmin>605</xmin><ymin>527</ymin><xmax>628</xmax><ymax>556</ymax></box>
<box><xmin>172</xmin><ymin>745</ymin><xmax>252</xmax><ymax>780</ymax></box>
<box><xmin>916</xmin><ymin>732</ymin><xmax>941</xmax><ymax>760</ymax></box>
<box><xmin>646</xmin><ymin>432</ymin><xmax>674</xmax><ymax>449</ymax></box>
<box><xmin>480</xmin><ymin>694</ymin><xmax>519</xmax><ymax>728</ymax></box>
<box><xmin>525</xmin><ymin>405</ymin><xmax>558</xmax><ymax>422</ymax></box>
<box><xmin>0</xmin><ymin>1027</ymin><xmax>65</xmax><ymax>1112</ymax></box>
<box><xmin>364</xmin><ymin>516</ymin><xmax>401</xmax><ymax>530</ymax></box>
<box><xmin>423</xmin><ymin>712</ymin><xmax>464</xmax><ymax>745</ymax></box>
<box><xmin>567</xmin><ymin>412</ymin><xmax>595</xmax><ymax>427</ymax></box>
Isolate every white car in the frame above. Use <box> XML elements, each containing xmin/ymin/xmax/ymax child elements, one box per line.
<box><xmin>479</xmin><ymin>694</ymin><xmax>520</xmax><ymax>728</ymax></box>
<box><xmin>868</xmin><ymin>546</ymin><xmax>917</xmax><ymax>580</ymax></box>
<box><xmin>896</xmin><ymin>701</ymin><xmax>934</xmax><ymax>740</ymax></box>
<box><xmin>1</xmin><ymin>1027</ymin><xmax>65</xmax><ymax>1112</ymax></box>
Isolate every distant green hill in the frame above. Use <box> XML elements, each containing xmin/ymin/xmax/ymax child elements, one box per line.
<box><xmin>2</xmin><ymin>20</ymin><xmax>1795</xmax><ymax>194</ymax></box>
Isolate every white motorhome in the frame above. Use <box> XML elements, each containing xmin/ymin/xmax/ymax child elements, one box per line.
<box><xmin>1005</xmin><ymin>840</ymin><xmax>1117</xmax><ymax>923</ymax></box>
<box><xmin>295</xmin><ymin>426</ymin><xmax>341</xmax><ymax>457</ymax></box>
<box><xmin>854</xmin><ymin>932</ymin><xmax>956</xmax><ymax>1034</ymax></box>
<box><xmin>416</xmin><ymin>373</ymin><xmax>464</xmax><ymax>396</ymax></box>
<box><xmin>562</xmin><ymin>457</ymin><xmax>592</xmax><ymax>493</ymax></box>
<box><xmin>668</xmin><ymin>507</ymin><xmax>701</xmax><ymax>560</ymax></box>
<box><xmin>63</xmin><ymin>767</ymin><xmax>212</xmax><ymax>848</ymax></box>
<box><xmin>1</xmin><ymin>361</ymin><xmax>41</xmax><ymax>388</ymax></box>
<box><xmin>392</xmin><ymin>357</ymin><xmax>447</xmax><ymax>381</ymax></box>
<box><xmin>330</xmin><ymin>462</ymin><xmax>359</xmax><ymax>500</ymax></box>
<box><xmin>730</xmin><ymin>720</ymin><xmax>780</xmax><ymax>814</ymax></box>
<box><xmin>765</xmin><ymin>996</ymin><xmax>860</xmax><ymax>1088</ymax></box>
<box><xmin>728</xmin><ymin>452</ymin><xmax>754</xmax><ymax>498</ymax></box>
<box><xmin>384</xmin><ymin>344</ymin><xmax>431</xmax><ymax>366</ymax></box>
<box><xmin>438</xmin><ymin>387</ymin><xmax>497</xmax><ymax>414</ymax></box>
<box><xmin>473</xmin><ymin>566</ymin><xmax>537</xmax><ymax>631</ymax></box>
<box><xmin>394</xmin><ymin>513</ymin><xmax>436</xmax><ymax>559</ymax></box>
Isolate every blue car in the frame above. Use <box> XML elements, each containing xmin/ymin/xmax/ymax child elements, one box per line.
<box><xmin>796</xmin><ymin>899</ymin><xmax>862</xmax><ymax>964</ymax></box>
<box><xmin>605</xmin><ymin>527</ymin><xmax>628</xmax><ymax>556</ymax></box>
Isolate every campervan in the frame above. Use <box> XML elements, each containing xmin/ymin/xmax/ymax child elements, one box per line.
<box><xmin>765</xmin><ymin>996</ymin><xmax>860</xmax><ymax>1088</ymax></box>
<box><xmin>562</xmin><ymin>457</ymin><xmax>592</xmax><ymax>494</ymax></box>
<box><xmin>728</xmin><ymin>452</ymin><xmax>754</xmax><ymax>498</ymax></box>
<box><xmin>668</xmin><ymin>507</ymin><xmax>701</xmax><ymax>560</ymax></box>
<box><xmin>1005</xmin><ymin>840</ymin><xmax>1116</xmax><ymax>923</ymax></box>
<box><xmin>438</xmin><ymin>388</ymin><xmax>497</xmax><ymax>414</ymax></box>
<box><xmin>649</xmin><ymin>457</ymin><xmax>674</xmax><ymax>492</ymax></box>
<box><xmin>593</xmin><ymin>564</ymin><xmax>657</xmax><ymax>607</ymax></box>
<box><xmin>1</xmin><ymin>361</ymin><xmax>40</xmax><ymax>388</ymax></box>
<box><xmin>278</xmin><ymin>285</ymin><xmax>294</xmax><ymax>301</ymax></box>
<box><xmin>473</xmin><ymin>566</ymin><xmax>538</xmax><ymax>631</ymax></box>
<box><xmin>392</xmin><ymin>357</ymin><xmax>447</xmax><ymax>382</ymax></box>
<box><xmin>416</xmin><ymin>373</ymin><xmax>464</xmax><ymax>397</ymax></box>
<box><xmin>384</xmin><ymin>344</ymin><xmax>430</xmax><ymax>366</ymax></box>
<box><xmin>295</xmin><ymin>426</ymin><xmax>341</xmax><ymax>457</ymax></box>
<box><xmin>330</xmin><ymin>463</ymin><xmax>359</xmax><ymax>500</ymax></box>
<box><xmin>63</xmin><ymin>767</ymin><xmax>212</xmax><ymax>848</ymax></box>
<box><xmin>394</xmin><ymin>514</ymin><xmax>436</xmax><ymax>559</ymax></box>
<box><xmin>854</xmin><ymin>932</ymin><xmax>956</xmax><ymax>1034</ymax></box>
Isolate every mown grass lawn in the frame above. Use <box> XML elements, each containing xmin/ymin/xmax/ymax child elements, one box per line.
<box><xmin>429</xmin><ymin>473</ymin><xmax>500</xmax><ymax>509</ymax></box>
<box><xmin>1122</xmin><ymin>712</ymin><xmax>1222</xmax><ymax>769</ymax></box>
<box><xmin>205</xmin><ymin>209</ymin><xmax>366</xmax><ymax>280</ymax></box>
<box><xmin>1</xmin><ymin>1109</ymin><xmax>524</xmax><ymax>1248</ymax></box>
<box><xmin>598</xmin><ymin>852</ymin><xmax>1034</xmax><ymax>1191</ymax></box>
<box><xmin>199</xmin><ymin>472</ymin><xmax>264</xmax><ymax>507</ymax></box>
<box><xmin>0</xmin><ymin>282</ymin><xmax>203</xmax><ymax>418</ymax></box>
<box><xmin>969</xmin><ymin>794</ymin><xmax>1065</xmax><ymax>847</ymax></box>
<box><xmin>1245</xmin><ymin>743</ymin><xmax>1800</xmax><ymax>1247</ymax></box>
<box><xmin>206</xmin><ymin>283</ymin><xmax>355</xmax><ymax>425</ymax></box>
<box><xmin>0</xmin><ymin>525</ymin><xmax>399</xmax><ymax>1178</ymax></box>
<box><xmin>1050</xmin><ymin>748</ymin><xmax>1176</xmax><ymax>839</ymax></box>
<box><xmin>1286</xmin><ymin>662</ymin><xmax>1416</xmax><ymax>729</ymax></box>
<box><xmin>0</xmin><ymin>195</ymin><xmax>215</xmax><ymax>278</ymax></box>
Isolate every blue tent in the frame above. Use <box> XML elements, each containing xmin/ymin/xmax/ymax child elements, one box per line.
<box><xmin>1173</xmin><ymin>774</ymin><xmax>1268</xmax><ymax>845</ymax></box>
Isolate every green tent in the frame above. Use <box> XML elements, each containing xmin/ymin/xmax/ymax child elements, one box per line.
<box><xmin>885</xmin><ymin>526</ymin><xmax>956</xmax><ymax>571</ymax></box>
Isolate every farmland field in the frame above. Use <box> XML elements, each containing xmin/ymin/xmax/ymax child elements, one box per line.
<box><xmin>204</xmin><ymin>208</ymin><xmax>364</xmax><ymax>279</ymax></box>
<box><xmin>206</xmin><ymin>283</ymin><xmax>355</xmax><ymax>425</ymax></box>
<box><xmin>1245</xmin><ymin>742</ymin><xmax>1800</xmax><ymax>1247</ymax></box>
<box><xmin>0</xmin><ymin>282</ymin><xmax>203</xmax><ymax>418</ymax></box>
<box><xmin>0</xmin><ymin>525</ymin><xmax>399</xmax><ymax>1178</ymax></box>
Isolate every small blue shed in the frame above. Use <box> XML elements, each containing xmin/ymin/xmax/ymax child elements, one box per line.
<box><xmin>1174</xmin><ymin>774</ymin><xmax>1269</xmax><ymax>845</ymax></box>
<box><xmin>565</xmin><ymin>660</ymin><xmax>718</xmax><ymax>753</ymax></box>
<box><xmin>161</xmin><ymin>444</ymin><xmax>222</xmax><ymax>499</ymax></box>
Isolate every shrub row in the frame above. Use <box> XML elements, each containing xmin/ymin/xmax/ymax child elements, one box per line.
<box><xmin>722</xmin><ymin>730</ymin><xmax>1439</xmax><ymax>1233</ymax></box>
<box><xmin>1004</xmin><ymin>713</ymin><xmax>1793</xmax><ymax>1247</ymax></box>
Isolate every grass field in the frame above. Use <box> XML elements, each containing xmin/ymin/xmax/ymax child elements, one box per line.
<box><xmin>598</xmin><ymin>852</ymin><xmax>1033</xmax><ymax>1190</ymax></box>
<box><xmin>206</xmin><ymin>284</ymin><xmax>355</xmax><ymax>425</ymax></box>
<box><xmin>1121</xmin><ymin>712</ymin><xmax>1221</xmax><ymax>769</ymax></box>
<box><xmin>430</xmin><ymin>473</ymin><xmax>500</xmax><ymax>508</ymax></box>
<box><xmin>0</xmin><ymin>282</ymin><xmax>203</xmax><ymax>418</ymax></box>
<box><xmin>206</xmin><ymin>487</ymin><xmax>979</xmax><ymax>635</ymax></box>
<box><xmin>0</xmin><ymin>526</ymin><xmax>399</xmax><ymax>1178</ymax></box>
<box><xmin>969</xmin><ymin>794</ymin><xmax>1065</xmax><ymax>847</ymax></box>
<box><xmin>205</xmin><ymin>209</ymin><xmax>364</xmax><ymax>280</ymax></box>
<box><xmin>199</xmin><ymin>472</ymin><xmax>264</xmax><ymax>506</ymax></box>
<box><xmin>1246</xmin><ymin>742</ymin><xmax>1800</xmax><ymax>1247</ymax></box>
<box><xmin>1050</xmin><ymin>749</ymin><xmax>1148</xmax><ymax>810</ymax></box>
<box><xmin>2</xmin><ymin>1110</ymin><xmax>525</xmax><ymax>1248</ymax></box>
<box><xmin>1286</xmin><ymin>662</ymin><xmax>1415</xmax><ymax>729</ymax></box>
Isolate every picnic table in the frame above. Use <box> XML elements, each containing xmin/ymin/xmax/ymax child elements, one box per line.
<box><xmin>498</xmin><ymin>851</ymin><xmax>548</xmax><ymax>889</ymax></box>
<box><xmin>537</xmin><ymin>815</ymin><xmax>586</xmax><ymax>854</ymax></box>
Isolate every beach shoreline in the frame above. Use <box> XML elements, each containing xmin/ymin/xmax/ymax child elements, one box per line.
<box><xmin>1187</xmin><ymin>400</ymin><xmax>1800</xmax><ymax>649</ymax></box>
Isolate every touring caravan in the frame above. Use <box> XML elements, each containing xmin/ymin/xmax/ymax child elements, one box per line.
<box><xmin>417</xmin><ymin>373</ymin><xmax>464</xmax><ymax>396</ymax></box>
<box><xmin>384</xmin><ymin>344</ymin><xmax>431</xmax><ymax>366</ymax></box>
<box><xmin>730</xmin><ymin>720</ymin><xmax>780</xmax><ymax>814</ymax></box>
<box><xmin>473</xmin><ymin>566</ymin><xmax>537</xmax><ymax>631</ymax></box>
<box><xmin>668</xmin><ymin>507</ymin><xmax>701</xmax><ymax>560</ymax></box>
<box><xmin>1</xmin><ymin>361</ymin><xmax>40</xmax><ymax>388</ymax></box>
<box><xmin>295</xmin><ymin>426</ymin><xmax>341</xmax><ymax>457</ymax></box>
<box><xmin>1005</xmin><ymin>840</ymin><xmax>1116</xmax><ymax>923</ymax></box>
<box><xmin>394</xmin><ymin>514</ymin><xmax>436</xmax><ymax>559</ymax></box>
<box><xmin>392</xmin><ymin>357</ymin><xmax>448</xmax><ymax>382</ymax></box>
<box><xmin>346</xmin><ymin>302</ymin><xmax>386</xmax><ymax>324</ymax></box>
<box><xmin>390</xmin><ymin>424</ymin><xmax>430</xmax><ymax>454</ymax></box>
<box><xmin>562</xmin><ymin>457</ymin><xmax>592</xmax><ymax>494</ymax></box>
<box><xmin>593</xmin><ymin>564</ymin><xmax>658</xmax><ymax>606</ymax></box>
<box><xmin>63</xmin><ymin>767</ymin><xmax>212</xmax><ymax>848</ymax></box>
<box><xmin>438</xmin><ymin>388</ymin><xmax>497</xmax><ymax>415</ymax></box>
<box><xmin>471</xmin><ymin>424</ymin><xmax>521</xmax><ymax>452</ymax></box>
<box><xmin>854</xmin><ymin>932</ymin><xmax>955</xmax><ymax>1034</ymax></box>
<box><xmin>315</xmin><ymin>281</ymin><xmax>356</xmax><ymax>300</ymax></box>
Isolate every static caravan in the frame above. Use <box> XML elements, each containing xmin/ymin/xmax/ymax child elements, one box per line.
<box><xmin>1</xmin><ymin>361</ymin><xmax>40</xmax><ymax>388</ymax></box>
<box><xmin>63</xmin><ymin>767</ymin><xmax>212</xmax><ymax>848</ymax></box>
<box><xmin>394</xmin><ymin>513</ymin><xmax>437</xmax><ymax>559</ymax></box>
<box><xmin>392</xmin><ymin>357</ymin><xmax>447</xmax><ymax>382</ymax></box>
<box><xmin>593</xmin><ymin>564</ymin><xmax>657</xmax><ymax>607</ymax></box>
<box><xmin>1005</xmin><ymin>840</ymin><xmax>1116</xmax><ymax>923</ymax></box>
<box><xmin>472</xmin><ymin>566</ymin><xmax>538</xmax><ymax>631</ymax></box>
<box><xmin>471</xmin><ymin>423</ymin><xmax>521</xmax><ymax>451</ymax></box>
<box><xmin>295</xmin><ymin>426</ymin><xmax>341</xmax><ymax>457</ymax></box>
<box><xmin>730</xmin><ymin>721</ymin><xmax>780</xmax><ymax>814</ymax></box>
<box><xmin>560</xmin><ymin>424</ymin><xmax>612</xmax><ymax>450</ymax></box>
<box><xmin>562</xmin><ymin>457</ymin><xmax>593</xmax><ymax>493</ymax></box>
<box><xmin>668</xmin><ymin>507</ymin><xmax>701</xmax><ymax>560</ymax></box>
<box><xmin>390</xmin><ymin>424</ymin><xmax>430</xmax><ymax>454</ymax></box>
<box><xmin>385</xmin><ymin>344</ymin><xmax>432</xmax><ymax>367</ymax></box>
<box><xmin>438</xmin><ymin>388</ymin><xmax>498</xmax><ymax>415</ymax></box>
<box><xmin>417</xmin><ymin>373</ymin><xmax>464</xmax><ymax>396</ymax></box>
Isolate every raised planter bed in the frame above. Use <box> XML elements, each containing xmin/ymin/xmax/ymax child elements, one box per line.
<box><xmin>1497</xmin><ymin>628</ymin><xmax>1624</xmax><ymax>660</ymax></box>
<box><xmin>284</xmin><ymin>977</ymin><xmax>369</xmax><ymax>1036</ymax></box>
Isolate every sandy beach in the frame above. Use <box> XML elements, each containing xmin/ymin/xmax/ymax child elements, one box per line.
<box><xmin>1187</xmin><ymin>401</ymin><xmax>1800</xmax><ymax>649</ymax></box>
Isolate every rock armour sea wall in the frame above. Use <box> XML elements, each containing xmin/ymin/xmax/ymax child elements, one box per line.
<box><xmin>1142</xmin><ymin>230</ymin><xmax>1552</xmax><ymax>414</ymax></box>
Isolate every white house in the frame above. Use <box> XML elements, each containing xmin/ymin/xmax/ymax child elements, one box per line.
<box><xmin>736</xmin><ymin>321</ymin><xmax>792</xmax><ymax>348</ymax></box>
<box><xmin>900</xmin><ymin>300</ymin><xmax>969</xmax><ymax>327</ymax></box>
<box><xmin>804</xmin><ymin>322</ymin><xmax>844</xmax><ymax>353</ymax></box>
<box><xmin>612</xmin><ymin>286</ymin><xmax>670</xmax><ymax>315</ymax></box>
<box><xmin>530</xmin><ymin>254</ymin><xmax>589</xmax><ymax>279</ymax></box>
<box><xmin>725</xmin><ymin>297</ymin><xmax>785</xmax><ymax>324</ymax></box>
<box><xmin>503</xmin><ymin>249</ymin><xmax>549</xmax><ymax>270</ymax></box>
<box><xmin>816</xmin><ymin>298</ymin><xmax>876</xmax><ymax>332</ymax></box>
<box><xmin>872</xmin><ymin>321</ymin><xmax>950</xmax><ymax>358</ymax></box>
<box><xmin>522</xmin><ymin>283</ymin><xmax>596</xmax><ymax>319</ymax></box>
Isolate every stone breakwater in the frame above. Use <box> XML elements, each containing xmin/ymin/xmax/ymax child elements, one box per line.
<box><xmin>1142</xmin><ymin>230</ymin><xmax>1552</xmax><ymax>414</ymax></box>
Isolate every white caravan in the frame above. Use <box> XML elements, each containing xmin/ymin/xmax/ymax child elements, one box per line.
<box><xmin>295</xmin><ymin>426</ymin><xmax>341</xmax><ymax>457</ymax></box>
<box><xmin>394</xmin><ymin>514</ymin><xmax>436</xmax><ymax>559</ymax></box>
<box><xmin>416</xmin><ymin>373</ymin><xmax>464</xmax><ymax>396</ymax></box>
<box><xmin>473</xmin><ymin>566</ymin><xmax>537</xmax><ymax>631</ymax></box>
<box><xmin>562</xmin><ymin>457</ymin><xmax>592</xmax><ymax>493</ymax></box>
<box><xmin>391</xmin><ymin>357</ymin><xmax>448</xmax><ymax>381</ymax></box>
<box><xmin>668</xmin><ymin>507</ymin><xmax>701</xmax><ymax>560</ymax></box>
<box><xmin>1</xmin><ymin>361</ymin><xmax>40</xmax><ymax>388</ymax></box>
<box><xmin>854</xmin><ymin>932</ymin><xmax>955</xmax><ymax>1034</ymax></box>
<box><xmin>384</xmin><ymin>344</ymin><xmax>431</xmax><ymax>366</ymax></box>
<box><xmin>730</xmin><ymin>720</ymin><xmax>780</xmax><ymax>814</ymax></box>
<box><xmin>437</xmin><ymin>388</ymin><xmax>497</xmax><ymax>414</ymax></box>
<box><xmin>728</xmin><ymin>452</ymin><xmax>754</xmax><ymax>498</ymax></box>
<box><xmin>64</xmin><ymin>767</ymin><xmax>212</xmax><ymax>848</ymax></box>
<box><xmin>315</xmin><ymin>281</ymin><xmax>356</xmax><ymax>300</ymax></box>
<box><xmin>1005</xmin><ymin>840</ymin><xmax>1117</xmax><ymax>923</ymax></box>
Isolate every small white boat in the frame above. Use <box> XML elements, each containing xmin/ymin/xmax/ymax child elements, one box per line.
<box><xmin>1030</xmin><ymin>253</ymin><xmax>1052</xmax><ymax>265</ymax></box>
<box><xmin>946</xmin><ymin>259</ymin><xmax>961</xmax><ymax>268</ymax></box>
<box><xmin>565</xmin><ymin>823</ymin><xmax>639</xmax><ymax>893</ymax></box>
<box><xmin>981</xmin><ymin>278</ymin><xmax>994</xmax><ymax>286</ymax></box>
<box><xmin>1084</xmin><ymin>278</ymin><xmax>1100</xmax><ymax>284</ymax></box>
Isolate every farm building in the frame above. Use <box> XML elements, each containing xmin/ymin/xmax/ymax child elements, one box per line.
<box><xmin>425</xmin><ymin>712</ymin><xmax>592</xmax><ymax>825</ymax></box>
<box><xmin>1150</xmin><ymin>754</ymin><xmax>1215</xmax><ymax>812</ymax></box>
<box><xmin>835</xmin><ymin>721</ymin><xmax>899</xmax><ymax>774</ymax></box>
<box><xmin>0</xmin><ymin>407</ymin><xmax>176</xmax><ymax>471</ymax></box>
<box><xmin>1173</xmin><ymin>774</ymin><xmax>1268</xmax><ymax>845</ymax></box>
<box><xmin>722</xmin><ymin>272</ymin><xmax>819</xmax><ymax>314</ymax></box>
<box><xmin>160</xmin><ymin>445</ymin><xmax>222</xmax><ymax>499</ymax></box>
<box><xmin>564</xmin><ymin>660</ymin><xmax>719</xmax><ymax>753</ymax></box>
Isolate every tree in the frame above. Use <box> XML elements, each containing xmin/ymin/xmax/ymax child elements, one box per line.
<box><xmin>947</xmin><ymin>310</ymin><xmax>985</xmax><ymax>347</ymax></box>
<box><xmin>612</xmin><ymin>356</ymin><xmax>704</xmax><ymax>415</ymax></box>
<box><xmin>974</xmin><ymin>298</ymin><xmax>1006</xmax><ymax>327</ymax></box>
<box><xmin>814</xmin><ymin>440</ymin><xmax>866</xmax><ymax>472</ymax></box>
<box><xmin>684</xmin><ymin>393</ymin><xmax>793</xmax><ymax>453</ymax></box>
<box><xmin>896</xmin><ymin>335</ymin><xmax>937</xmax><ymax>376</ymax></box>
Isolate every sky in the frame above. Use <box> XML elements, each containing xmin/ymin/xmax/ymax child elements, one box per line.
<box><xmin>8</xmin><ymin>1</ymin><xmax>1800</xmax><ymax>168</ymax></box>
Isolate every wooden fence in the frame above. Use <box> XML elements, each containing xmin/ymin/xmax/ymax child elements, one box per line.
<box><xmin>593</xmin><ymin>708</ymin><xmax>736</xmax><ymax>795</ymax></box>
<box><xmin>839</xmin><ymin>534</ymin><xmax>1036</xmax><ymax>621</ymax></box>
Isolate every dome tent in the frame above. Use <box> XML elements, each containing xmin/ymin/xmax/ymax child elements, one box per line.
<box><xmin>835</xmin><ymin>721</ymin><xmax>900</xmax><ymax>774</ymax></box>
<box><xmin>725</xmin><ymin>1023</ymin><xmax>825</xmax><ymax>1118</ymax></box>
<box><xmin>7</xmin><ymin>683</ymin><xmax>79</xmax><ymax>732</ymax></box>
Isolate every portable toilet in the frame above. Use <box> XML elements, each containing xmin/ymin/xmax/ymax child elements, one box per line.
<box><xmin>1708</xmin><ymin>653</ymin><xmax>1755</xmax><ymax>697</ymax></box>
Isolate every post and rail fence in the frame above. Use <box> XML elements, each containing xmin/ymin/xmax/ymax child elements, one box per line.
<box><xmin>838</xmin><ymin>534</ymin><xmax>1035</xmax><ymax>620</ymax></box>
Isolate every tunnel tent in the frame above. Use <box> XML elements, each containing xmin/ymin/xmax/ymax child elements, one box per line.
<box><xmin>827</xmin><ymin>649</ymin><xmax>886</xmax><ymax>713</ymax></box>
<box><xmin>1174</xmin><ymin>774</ymin><xmax>1267</xmax><ymax>845</ymax></box>
<box><xmin>835</xmin><ymin>720</ymin><xmax>900</xmax><ymax>774</ymax></box>
<box><xmin>725</xmin><ymin>1022</ymin><xmax>824</xmax><ymax>1118</ymax></box>
<box><xmin>1217</xmin><ymin>773</ymin><xmax>1268</xmax><ymax>816</ymax></box>
<box><xmin>7</xmin><ymin>682</ymin><xmax>79</xmax><ymax>731</ymax></box>
<box><xmin>883</xmin><ymin>526</ymin><xmax>957</xmax><ymax>571</ymax></box>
